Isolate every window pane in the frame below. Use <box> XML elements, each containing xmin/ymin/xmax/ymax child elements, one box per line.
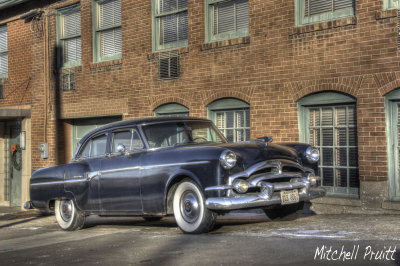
<box><xmin>132</xmin><ymin>130</ymin><xmax>144</xmax><ymax>149</ymax></box>
<box><xmin>160</xmin><ymin>12</ymin><xmax>187</xmax><ymax>44</ymax></box>
<box><xmin>99</xmin><ymin>0</ymin><xmax>121</xmax><ymax>28</ymax></box>
<box><xmin>112</xmin><ymin>131</ymin><xmax>132</xmax><ymax>152</ymax></box>
<box><xmin>309</xmin><ymin>129</ymin><xmax>320</xmax><ymax>146</ymax></box>
<box><xmin>335</xmin><ymin>148</ymin><xmax>347</xmax><ymax>166</ymax></box>
<box><xmin>322</xmin><ymin>168</ymin><xmax>334</xmax><ymax>186</ymax></box>
<box><xmin>91</xmin><ymin>135</ymin><xmax>108</xmax><ymax>157</ymax></box>
<box><xmin>322</xmin><ymin>128</ymin><xmax>333</xmax><ymax>146</ymax></box>
<box><xmin>322</xmin><ymin>108</ymin><xmax>333</xmax><ymax>126</ymax></box>
<box><xmin>100</xmin><ymin>28</ymin><xmax>122</xmax><ymax>56</ymax></box>
<box><xmin>79</xmin><ymin>141</ymin><xmax>91</xmax><ymax>158</ymax></box>
<box><xmin>0</xmin><ymin>52</ymin><xmax>7</xmax><ymax>74</ymax></box>
<box><xmin>336</xmin><ymin>128</ymin><xmax>347</xmax><ymax>146</ymax></box>
<box><xmin>322</xmin><ymin>148</ymin><xmax>333</xmax><ymax>165</ymax></box>
<box><xmin>63</xmin><ymin>7</ymin><xmax>81</xmax><ymax>37</ymax></box>
<box><xmin>336</xmin><ymin>168</ymin><xmax>348</xmax><ymax>187</ymax></box>
<box><xmin>236</xmin><ymin>0</ymin><xmax>249</xmax><ymax>30</ymax></box>
<box><xmin>0</xmin><ymin>25</ymin><xmax>7</xmax><ymax>51</ymax></box>
<box><xmin>64</xmin><ymin>37</ymin><xmax>81</xmax><ymax>63</ymax></box>
<box><xmin>226</xmin><ymin>111</ymin><xmax>234</xmax><ymax>128</ymax></box>
<box><xmin>215</xmin><ymin>1</ymin><xmax>235</xmax><ymax>34</ymax></box>
<box><xmin>309</xmin><ymin>109</ymin><xmax>320</xmax><ymax>127</ymax></box>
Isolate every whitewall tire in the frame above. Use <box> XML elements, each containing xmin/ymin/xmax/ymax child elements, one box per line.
<box><xmin>173</xmin><ymin>179</ymin><xmax>216</xmax><ymax>234</ymax></box>
<box><xmin>55</xmin><ymin>199</ymin><xmax>85</xmax><ymax>231</ymax></box>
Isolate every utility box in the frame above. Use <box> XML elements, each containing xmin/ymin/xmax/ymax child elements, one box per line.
<box><xmin>38</xmin><ymin>143</ymin><xmax>49</xmax><ymax>159</ymax></box>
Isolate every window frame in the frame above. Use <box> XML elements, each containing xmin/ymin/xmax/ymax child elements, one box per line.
<box><xmin>78</xmin><ymin>133</ymin><xmax>109</xmax><ymax>159</ymax></box>
<box><xmin>205</xmin><ymin>0</ymin><xmax>249</xmax><ymax>43</ymax></box>
<box><xmin>56</xmin><ymin>4</ymin><xmax>82</xmax><ymax>68</ymax></box>
<box><xmin>298</xmin><ymin>92</ymin><xmax>359</xmax><ymax>197</ymax></box>
<box><xmin>92</xmin><ymin>0</ymin><xmax>122</xmax><ymax>63</ymax></box>
<box><xmin>385</xmin><ymin>89</ymin><xmax>400</xmax><ymax>201</ymax></box>
<box><xmin>154</xmin><ymin>103</ymin><xmax>189</xmax><ymax>117</ymax></box>
<box><xmin>295</xmin><ymin>0</ymin><xmax>354</xmax><ymax>27</ymax></box>
<box><xmin>208</xmin><ymin>98</ymin><xmax>250</xmax><ymax>142</ymax></box>
<box><xmin>152</xmin><ymin>0</ymin><xmax>188</xmax><ymax>51</ymax></box>
<box><xmin>383</xmin><ymin>0</ymin><xmax>400</xmax><ymax>10</ymax></box>
<box><xmin>0</xmin><ymin>24</ymin><xmax>8</xmax><ymax>78</ymax></box>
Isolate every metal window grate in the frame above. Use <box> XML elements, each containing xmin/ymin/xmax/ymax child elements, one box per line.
<box><xmin>61</xmin><ymin>68</ymin><xmax>76</xmax><ymax>90</ymax></box>
<box><xmin>159</xmin><ymin>50</ymin><xmax>179</xmax><ymax>79</ymax></box>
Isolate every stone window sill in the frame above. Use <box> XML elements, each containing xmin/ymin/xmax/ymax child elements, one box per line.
<box><xmin>375</xmin><ymin>9</ymin><xmax>397</xmax><ymax>20</ymax></box>
<box><xmin>89</xmin><ymin>59</ymin><xmax>122</xmax><ymax>71</ymax></box>
<box><xmin>290</xmin><ymin>17</ymin><xmax>357</xmax><ymax>36</ymax></box>
<box><xmin>200</xmin><ymin>36</ymin><xmax>250</xmax><ymax>51</ymax></box>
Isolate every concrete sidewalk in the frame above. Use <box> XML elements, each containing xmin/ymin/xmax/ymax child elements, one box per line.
<box><xmin>0</xmin><ymin>206</ymin><xmax>41</xmax><ymax>221</ymax></box>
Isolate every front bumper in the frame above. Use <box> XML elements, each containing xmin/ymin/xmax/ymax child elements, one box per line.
<box><xmin>205</xmin><ymin>160</ymin><xmax>326</xmax><ymax>211</ymax></box>
<box><xmin>205</xmin><ymin>185</ymin><xmax>326</xmax><ymax>211</ymax></box>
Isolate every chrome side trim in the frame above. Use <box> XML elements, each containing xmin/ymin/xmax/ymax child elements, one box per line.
<box><xmin>205</xmin><ymin>185</ymin><xmax>232</xmax><ymax>192</ymax></box>
<box><xmin>100</xmin><ymin>161</ymin><xmax>211</xmax><ymax>175</ymax></box>
<box><xmin>31</xmin><ymin>179</ymin><xmax>87</xmax><ymax>186</ymax></box>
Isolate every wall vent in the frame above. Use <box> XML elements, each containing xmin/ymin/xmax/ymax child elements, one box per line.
<box><xmin>159</xmin><ymin>50</ymin><xmax>179</xmax><ymax>80</ymax></box>
<box><xmin>61</xmin><ymin>68</ymin><xmax>76</xmax><ymax>91</ymax></box>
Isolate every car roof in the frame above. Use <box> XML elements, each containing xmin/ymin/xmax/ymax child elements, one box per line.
<box><xmin>79</xmin><ymin>116</ymin><xmax>211</xmax><ymax>144</ymax></box>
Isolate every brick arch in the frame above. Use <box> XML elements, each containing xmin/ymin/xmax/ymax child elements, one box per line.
<box><xmin>151</xmin><ymin>97</ymin><xmax>191</xmax><ymax>112</ymax></box>
<box><xmin>203</xmin><ymin>90</ymin><xmax>251</xmax><ymax>107</ymax></box>
<box><xmin>291</xmin><ymin>83</ymin><xmax>358</xmax><ymax>102</ymax></box>
<box><xmin>378</xmin><ymin>80</ymin><xmax>400</xmax><ymax>96</ymax></box>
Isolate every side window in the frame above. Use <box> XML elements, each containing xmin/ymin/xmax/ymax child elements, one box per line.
<box><xmin>79</xmin><ymin>140</ymin><xmax>91</xmax><ymax>158</ymax></box>
<box><xmin>79</xmin><ymin>134</ymin><xmax>108</xmax><ymax>158</ymax></box>
<box><xmin>112</xmin><ymin>130</ymin><xmax>132</xmax><ymax>152</ymax></box>
<box><xmin>132</xmin><ymin>130</ymin><xmax>144</xmax><ymax>149</ymax></box>
<box><xmin>91</xmin><ymin>134</ymin><xmax>108</xmax><ymax>157</ymax></box>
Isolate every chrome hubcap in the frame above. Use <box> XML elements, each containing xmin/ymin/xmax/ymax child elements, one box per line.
<box><xmin>60</xmin><ymin>200</ymin><xmax>72</xmax><ymax>222</ymax></box>
<box><xmin>180</xmin><ymin>191</ymin><xmax>200</xmax><ymax>223</ymax></box>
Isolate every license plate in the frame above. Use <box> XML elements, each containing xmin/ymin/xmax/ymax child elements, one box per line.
<box><xmin>280</xmin><ymin>189</ymin><xmax>299</xmax><ymax>205</ymax></box>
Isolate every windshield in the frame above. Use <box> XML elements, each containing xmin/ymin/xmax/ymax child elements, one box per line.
<box><xmin>142</xmin><ymin>121</ymin><xmax>227</xmax><ymax>148</ymax></box>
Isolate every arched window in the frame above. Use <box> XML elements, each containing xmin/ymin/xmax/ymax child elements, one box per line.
<box><xmin>298</xmin><ymin>91</ymin><xmax>359</xmax><ymax>197</ymax></box>
<box><xmin>154</xmin><ymin>103</ymin><xmax>189</xmax><ymax>117</ymax></box>
<box><xmin>208</xmin><ymin>98</ymin><xmax>250</xmax><ymax>142</ymax></box>
<box><xmin>385</xmin><ymin>89</ymin><xmax>400</xmax><ymax>201</ymax></box>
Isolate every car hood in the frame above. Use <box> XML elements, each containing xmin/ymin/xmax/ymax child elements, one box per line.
<box><xmin>216</xmin><ymin>142</ymin><xmax>301</xmax><ymax>166</ymax></box>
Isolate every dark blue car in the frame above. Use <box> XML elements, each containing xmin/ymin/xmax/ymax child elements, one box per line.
<box><xmin>25</xmin><ymin>117</ymin><xmax>325</xmax><ymax>234</ymax></box>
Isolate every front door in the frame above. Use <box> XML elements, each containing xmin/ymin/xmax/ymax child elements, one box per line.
<box><xmin>7</xmin><ymin>121</ymin><xmax>22</xmax><ymax>207</ymax></box>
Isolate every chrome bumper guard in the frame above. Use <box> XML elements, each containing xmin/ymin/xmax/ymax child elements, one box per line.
<box><xmin>205</xmin><ymin>160</ymin><xmax>326</xmax><ymax>211</ymax></box>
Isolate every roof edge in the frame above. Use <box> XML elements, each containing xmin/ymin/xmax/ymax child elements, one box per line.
<box><xmin>0</xmin><ymin>0</ymin><xmax>29</xmax><ymax>11</ymax></box>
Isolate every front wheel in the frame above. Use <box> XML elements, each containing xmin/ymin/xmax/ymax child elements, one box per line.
<box><xmin>173</xmin><ymin>179</ymin><xmax>217</xmax><ymax>234</ymax></box>
<box><xmin>55</xmin><ymin>199</ymin><xmax>86</xmax><ymax>231</ymax></box>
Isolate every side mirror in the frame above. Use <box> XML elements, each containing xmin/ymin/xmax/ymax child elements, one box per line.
<box><xmin>116</xmin><ymin>144</ymin><xmax>126</xmax><ymax>154</ymax></box>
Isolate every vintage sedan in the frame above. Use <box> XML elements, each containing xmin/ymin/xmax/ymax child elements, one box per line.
<box><xmin>25</xmin><ymin>117</ymin><xmax>325</xmax><ymax>233</ymax></box>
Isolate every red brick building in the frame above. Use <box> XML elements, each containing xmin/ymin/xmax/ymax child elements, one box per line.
<box><xmin>1</xmin><ymin>0</ymin><xmax>400</xmax><ymax>213</ymax></box>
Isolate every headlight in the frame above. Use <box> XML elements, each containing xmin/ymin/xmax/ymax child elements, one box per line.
<box><xmin>233</xmin><ymin>179</ymin><xmax>249</xmax><ymax>194</ymax></box>
<box><xmin>219</xmin><ymin>150</ymin><xmax>237</xmax><ymax>169</ymax></box>
<box><xmin>306</xmin><ymin>172</ymin><xmax>320</xmax><ymax>186</ymax></box>
<box><xmin>305</xmin><ymin>146</ymin><xmax>320</xmax><ymax>163</ymax></box>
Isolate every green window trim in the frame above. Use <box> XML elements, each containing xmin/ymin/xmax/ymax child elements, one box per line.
<box><xmin>385</xmin><ymin>89</ymin><xmax>400</xmax><ymax>201</ymax></box>
<box><xmin>383</xmin><ymin>0</ymin><xmax>400</xmax><ymax>10</ymax></box>
<box><xmin>56</xmin><ymin>4</ymin><xmax>82</xmax><ymax>69</ymax></box>
<box><xmin>298</xmin><ymin>92</ymin><xmax>359</xmax><ymax>197</ymax></box>
<box><xmin>154</xmin><ymin>103</ymin><xmax>189</xmax><ymax>117</ymax></box>
<box><xmin>152</xmin><ymin>0</ymin><xmax>188</xmax><ymax>52</ymax></box>
<box><xmin>205</xmin><ymin>0</ymin><xmax>249</xmax><ymax>43</ymax></box>
<box><xmin>295</xmin><ymin>0</ymin><xmax>354</xmax><ymax>27</ymax></box>
<box><xmin>93</xmin><ymin>0</ymin><xmax>122</xmax><ymax>63</ymax></box>
<box><xmin>0</xmin><ymin>24</ymin><xmax>8</xmax><ymax>78</ymax></box>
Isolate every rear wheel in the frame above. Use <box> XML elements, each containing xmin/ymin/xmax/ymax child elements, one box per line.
<box><xmin>263</xmin><ymin>202</ymin><xmax>304</xmax><ymax>221</ymax></box>
<box><xmin>173</xmin><ymin>179</ymin><xmax>217</xmax><ymax>234</ymax></box>
<box><xmin>55</xmin><ymin>199</ymin><xmax>85</xmax><ymax>231</ymax></box>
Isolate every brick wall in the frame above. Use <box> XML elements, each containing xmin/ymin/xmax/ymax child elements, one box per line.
<box><xmin>1</xmin><ymin>0</ymin><xmax>400</xmax><ymax>183</ymax></box>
